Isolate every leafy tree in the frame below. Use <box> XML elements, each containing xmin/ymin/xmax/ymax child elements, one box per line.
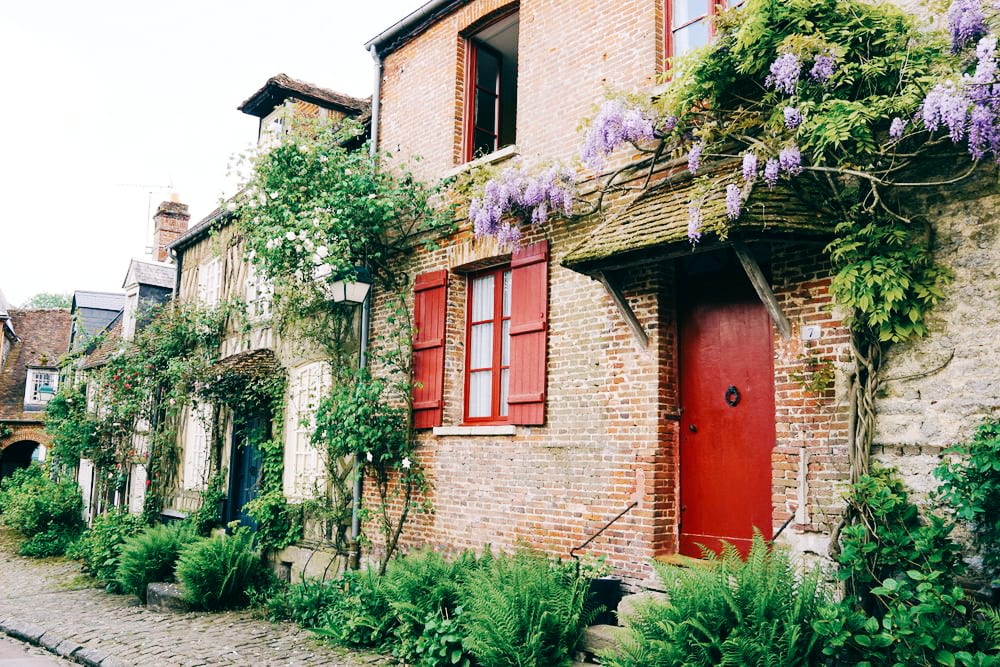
<box><xmin>20</xmin><ymin>292</ymin><xmax>71</xmax><ymax>309</ymax></box>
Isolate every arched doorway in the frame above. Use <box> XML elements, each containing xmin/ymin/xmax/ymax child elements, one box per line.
<box><xmin>0</xmin><ymin>440</ymin><xmax>43</xmax><ymax>482</ymax></box>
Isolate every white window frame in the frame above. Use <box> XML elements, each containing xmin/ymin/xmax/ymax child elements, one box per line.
<box><xmin>245</xmin><ymin>262</ymin><xmax>273</xmax><ymax>322</ymax></box>
<box><xmin>182</xmin><ymin>402</ymin><xmax>212</xmax><ymax>491</ymax></box>
<box><xmin>197</xmin><ymin>258</ymin><xmax>222</xmax><ymax>306</ymax></box>
<box><xmin>24</xmin><ymin>368</ymin><xmax>58</xmax><ymax>406</ymax></box>
<box><xmin>283</xmin><ymin>362</ymin><xmax>331</xmax><ymax>499</ymax></box>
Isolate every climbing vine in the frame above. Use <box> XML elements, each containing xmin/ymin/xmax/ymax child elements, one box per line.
<box><xmin>232</xmin><ymin>114</ymin><xmax>445</xmax><ymax>565</ymax></box>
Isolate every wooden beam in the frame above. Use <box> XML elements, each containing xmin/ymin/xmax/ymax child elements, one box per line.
<box><xmin>594</xmin><ymin>270</ymin><xmax>649</xmax><ymax>349</ymax></box>
<box><xmin>732</xmin><ymin>242</ymin><xmax>792</xmax><ymax>340</ymax></box>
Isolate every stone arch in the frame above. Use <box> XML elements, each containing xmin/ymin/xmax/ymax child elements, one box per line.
<box><xmin>0</xmin><ymin>425</ymin><xmax>52</xmax><ymax>453</ymax></box>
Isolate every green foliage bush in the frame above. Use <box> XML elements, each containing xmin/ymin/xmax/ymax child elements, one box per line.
<box><xmin>382</xmin><ymin>548</ymin><xmax>483</xmax><ymax>666</ymax></box>
<box><xmin>604</xmin><ymin>532</ymin><xmax>827</xmax><ymax>667</ymax></box>
<box><xmin>0</xmin><ymin>465</ymin><xmax>83</xmax><ymax>557</ymax></box>
<box><xmin>174</xmin><ymin>527</ymin><xmax>270</xmax><ymax>610</ymax></box>
<box><xmin>115</xmin><ymin>522</ymin><xmax>197</xmax><ymax>602</ymax></box>
<box><xmin>816</xmin><ymin>466</ymin><xmax>995</xmax><ymax>665</ymax></box>
<box><xmin>67</xmin><ymin>508</ymin><xmax>147</xmax><ymax>589</ymax></box>
<box><xmin>312</xmin><ymin>567</ymin><xmax>396</xmax><ymax>648</ymax></box>
<box><xmin>242</xmin><ymin>489</ymin><xmax>302</xmax><ymax>552</ymax></box>
<box><xmin>266</xmin><ymin>577</ymin><xmax>344</xmax><ymax>628</ymax></box>
<box><xmin>936</xmin><ymin>418</ymin><xmax>1000</xmax><ymax>582</ymax></box>
<box><xmin>458</xmin><ymin>550</ymin><xmax>592</xmax><ymax>667</ymax></box>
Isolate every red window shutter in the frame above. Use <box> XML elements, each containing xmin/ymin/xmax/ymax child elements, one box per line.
<box><xmin>508</xmin><ymin>240</ymin><xmax>549</xmax><ymax>425</ymax></box>
<box><xmin>412</xmin><ymin>270</ymin><xmax>448</xmax><ymax>429</ymax></box>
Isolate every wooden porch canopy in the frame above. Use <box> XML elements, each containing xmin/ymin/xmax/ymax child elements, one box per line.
<box><xmin>562</xmin><ymin>168</ymin><xmax>832</xmax><ymax>345</ymax></box>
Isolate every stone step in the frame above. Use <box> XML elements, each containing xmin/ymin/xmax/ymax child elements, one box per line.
<box><xmin>616</xmin><ymin>590</ymin><xmax>669</xmax><ymax>627</ymax></box>
<box><xmin>145</xmin><ymin>582</ymin><xmax>190</xmax><ymax>612</ymax></box>
<box><xmin>580</xmin><ymin>624</ymin><xmax>628</xmax><ymax>661</ymax></box>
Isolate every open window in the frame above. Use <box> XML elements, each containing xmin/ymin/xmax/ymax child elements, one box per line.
<box><xmin>465</xmin><ymin>10</ymin><xmax>519</xmax><ymax>161</ymax></box>
<box><xmin>667</xmin><ymin>0</ymin><xmax>744</xmax><ymax>60</ymax></box>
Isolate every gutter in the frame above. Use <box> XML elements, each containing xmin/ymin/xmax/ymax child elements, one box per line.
<box><xmin>364</xmin><ymin>0</ymin><xmax>468</xmax><ymax>56</ymax></box>
<box><xmin>369</xmin><ymin>45</ymin><xmax>383</xmax><ymax>156</ymax></box>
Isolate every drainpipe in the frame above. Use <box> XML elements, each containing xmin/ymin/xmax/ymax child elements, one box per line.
<box><xmin>350</xmin><ymin>45</ymin><xmax>382</xmax><ymax>570</ymax></box>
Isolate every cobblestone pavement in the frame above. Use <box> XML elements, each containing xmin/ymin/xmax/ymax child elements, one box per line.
<box><xmin>0</xmin><ymin>531</ymin><xmax>391</xmax><ymax>667</ymax></box>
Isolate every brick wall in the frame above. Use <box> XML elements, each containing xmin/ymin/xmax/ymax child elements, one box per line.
<box><xmin>376</xmin><ymin>0</ymin><xmax>659</xmax><ymax>181</ymax></box>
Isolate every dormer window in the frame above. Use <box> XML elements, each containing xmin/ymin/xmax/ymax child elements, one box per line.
<box><xmin>25</xmin><ymin>368</ymin><xmax>58</xmax><ymax>407</ymax></box>
<box><xmin>465</xmin><ymin>10</ymin><xmax>519</xmax><ymax>161</ymax></box>
<box><xmin>122</xmin><ymin>289</ymin><xmax>139</xmax><ymax>340</ymax></box>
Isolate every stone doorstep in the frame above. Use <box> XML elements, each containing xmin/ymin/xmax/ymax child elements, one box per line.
<box><xmin>577</xmin><ymin>590</ymin><xmax>673</xmax><ymax>664</ymax></box>
<box><xmin>145</xmin><ymin>581</ymin><xmax>191</xmax><ymax>613</ymax></box>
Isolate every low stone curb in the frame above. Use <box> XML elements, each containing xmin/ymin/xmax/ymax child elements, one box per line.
<box><xmin>0</xmin><ymin>614</ymin><xmax>113</xmax><ymax>666</ymax></box>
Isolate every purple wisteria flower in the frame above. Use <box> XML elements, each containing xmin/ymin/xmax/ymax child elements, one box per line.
<box><xmin>779</xmin><ymin>146</ymin><xmax>803</xmax><ymax>175</ymax></box>
<box><xmin>809</xmin><ymin>54</ymin><xmax>837</xmax><ymax>84</ymax></box>
<box><xmin>580</xmin><ymin>99</ymin><xmax>656</xmax><ymax>170</ymax></box>
<box><xmin>687</xmin><ymin>203</ymin><xmax>703</xmax><ymax>243</ymax></box>
<box><xmin>662</xmin><ymin>115</ymin><xmax>679</xmax><ymax>133</ymax></box>
<box><xmin>763</xmin><ymin>158</ymin><xmax>781</xmax><ymax>188</ymax></box>
<box><xmin>688</xmin><ymin>142</ymin><xmax>703</xmax><ymax>174</ymax></box>
<box><xmin>922</xmin><ymin>82</ymin><xmax>971</xmax><ymax>141</ymax></box>
<box><xmin>784</xmin><ymin>106</ymin><xmax>803</xmax><ymax>129</ymax></box>
<box><xmin>947</xmin><ymin>0</ymin><xmax>987</xmax><ymax>52</ymax></box>
<box><xmin>889</xmin><ymin>117</ymin><xmax>906</xmax><ymax>139</ymax></box>
<box><xmin>469</xmin><ymin>166</ymin><xmax>575</xmax><ymax>243</ymax></box>
<box><xmin>766</xmin><ymin>53</ymin><xmax>801</xmax><ymax>95</ymax></box>
<box><xmin>725</xmin><ymin>184</ymin><xmax>742</xmax><ymax>220</ymax></box>
<box><xmin>742</xmin><ymin>152</ymin><xmax>758</xmax><ymax>184</ymax></box>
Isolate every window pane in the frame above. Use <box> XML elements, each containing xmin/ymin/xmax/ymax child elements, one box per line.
<box><xmin>473</xmin><ymin>130</ymin><xmax>496</xmax><ymax>157</ymax></box>
<box><xmin>476</xmin><ymin>48</ymin><xmax>499</xmax><ymax>91</ymax></box>
<box><xmin>502</xmin><ymin>270</ymin><xmax>512</xmax><ymax>317</ymax></box>
<box><xmin>501</xmin><ymin>319</ymin><xmax>510</xmax><ymax>365</ymax></box>
<box><xmin>469</xmin><ymin>370</ymin><xmax>492</xmax><ymax>417</ymax></box>
<box><xmin>471</xmin><ymin>322</ymin><xmax>494</xmax><ymax>368</ymax></box>
<box><xmin>475</xmin><ymin>89</ymin><xmax>497</xmax><ymax>135</ymax></box>
<box><xmin>500</xmin><ymin>368</ymin><xmax>510</xmax><ymax>417</ymax></box>
<box><xmin>471</xmin><ymin>274</ymin><xmax>494</xmax><ymax>321</ymax></box>
<box><xmin>673</xmin><ymin>20</ymin><xmax>710</xmax><ymax>57</ymax></box>
<box><xmin>672</xmin><ymin>0</ymin><xmax>709</xmax><ymax>27</ymax></box>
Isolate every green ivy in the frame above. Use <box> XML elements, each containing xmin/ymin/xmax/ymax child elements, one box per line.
<box><xmin>936</xmin><ymin>418</ymin><xmax>1000</xmax><ymax>583</ymax></box>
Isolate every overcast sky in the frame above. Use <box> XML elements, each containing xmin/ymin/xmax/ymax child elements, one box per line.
<box><xmin>0</xmin><ymin>0</ymin><xmax>426</xmax><ymax>306</ymax></box>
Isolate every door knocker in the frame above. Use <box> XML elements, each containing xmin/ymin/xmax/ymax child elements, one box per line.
<box><xmin>725</xmin><ymin>385</ymin><xmax>741</xmax><ymax>407</ymax></box>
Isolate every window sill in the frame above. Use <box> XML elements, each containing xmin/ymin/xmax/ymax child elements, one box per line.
<box><xmin>432</xmin><ymin>424</ymin><xmax>517</xmax><ymax>437</ymax></box>
<box><xmin>443</xmin><ymin>145</ymin><xmax>520</xmax><ymax>180</ymax></box>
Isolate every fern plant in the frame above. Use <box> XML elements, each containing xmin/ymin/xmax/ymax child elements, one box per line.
<box><xmin>174</xmin><ymin>526</ymin><xmax>270</xmax><ymax>610</ymax></box>
<box><xmin>458</xmin><ymin>550</ymin><xmax>593</xmax><ymax>667</ymax></box>
<box><xmin>605</xmin><ymin>532</ymin><xmax>828</xmax><ymax>667</ymax></box>
<box><xmin>115</xmin><ymin>522</ymin><xmax>197</xmax><ymax>602</ymax></box>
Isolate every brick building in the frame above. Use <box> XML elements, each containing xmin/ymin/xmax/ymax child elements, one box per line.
<box><xmin>359</xmin><ymin>0</ymin><xmax>863</xmax><ymax>587</ymax></box>
<box><xmin>0</xmin><ymin>295</ymin><xmax>71</xmax><ymax>482</ymax></box>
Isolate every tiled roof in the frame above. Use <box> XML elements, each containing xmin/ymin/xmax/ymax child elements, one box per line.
<box><xmin>73</xmin><ymin>291</ymin><xmax>125</xmax><ymax>312</ymax></box>
<box><xmin>80</xmin><ymin>317</ymin><xmax>123</xmax><ymax>371</ymax></box>
<box><xmin>238</xmin><ymin>74</ymin><xmax>372</xmax><ymax>118</ymax></box>
<box><xmin>213</xmin><ymin>348</ymin><xmax>282</xmax><ymax>380</ymax></box>
<box><xmin>123</xmin><ymin>259</ymin><xmax>175</xmax><ymax>289</ymax></box>
<box><xmin>562</xmin><ymin>167</ymin><xmax>830</xmax><ymax>273</ymax></box>
<box><xmin>167</xmin><ymin>205</ymin><xmax>229</xmax><ymax>253</ymax></box>
<box><xmin>0</xmin><ymin>309</ymin><xmax>72</xmax><ymax>421</ymax></box>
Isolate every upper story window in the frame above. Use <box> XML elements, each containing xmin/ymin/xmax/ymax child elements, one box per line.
<box><xmin>245</xmin><ymin>263</ymin><xmax>273</xmax><ymax>322</ymax></box>
<box><xmin>465</xmin><ymin>11</ymin><xmax>519</xmax><ymax>161</ymax></box>
<box><xmin>25</xmin><ymin>368</ymin><xmax>57</xmax><ymax>407</ymax></box>
<box><xmin>197</xmin><ymin>258</ymin><xmax>222</xmax><ymax>306</ymax></box>
<box><xmin>667</xmin><ymin>0</ymin><xmax>744</xmax><ymax>60</ymax></box>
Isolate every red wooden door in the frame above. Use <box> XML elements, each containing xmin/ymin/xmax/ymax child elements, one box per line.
<box><xmin>678</xmin><ymin>269</ymin><xmax>775</xmax><ymax>557</ymax></box>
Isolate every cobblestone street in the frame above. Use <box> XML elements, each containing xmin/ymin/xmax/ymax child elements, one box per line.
<box><xmin>0</xmin><ymin>531</ymin><xmax>390</xmax><ymax>666</ymax></box>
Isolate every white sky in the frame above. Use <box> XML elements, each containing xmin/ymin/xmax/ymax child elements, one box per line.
<box><xmin>0</xmin><ymin>0</ymin><xmax>427</xmax><ymax>306</ymax></box>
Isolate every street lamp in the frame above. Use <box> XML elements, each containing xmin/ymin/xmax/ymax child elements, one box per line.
<box><xmin>325</xmin><ymin>266</ymin><xmax>373</xmax><ymax>569</ymax></box>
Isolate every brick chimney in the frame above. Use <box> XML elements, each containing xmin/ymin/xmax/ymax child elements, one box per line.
<box><xmin>151</xmin><ymin>195</ymin><xmax>190</xmax><ymax>263</ymax></box>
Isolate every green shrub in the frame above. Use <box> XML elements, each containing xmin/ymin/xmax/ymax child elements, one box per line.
<box><xmin>67</xmin><ymin>508</ymin><xmax>147</xmax><ymax>589</ymax></box>
<box><xmin>174</xmin><ymin>526</ymin><xmax>270</xmax><ymax>610</ymax></box>
<box><xmin>382</xmin><ymin>548</ymin><xmax>483</xmax><ymax>665</ymax></box>
<box><xmin>115</xmin><ymin>522</ymin><xmax>198</xmax><ymax>602</ymax></box>
<box><xmin>936</xmin><ymin>417</ymin><xmax>1000</xmax><ymax>582</ymax></box>
<box><xmin>816</xmin><ymin>466</ymin><xmax>994</xmax><ymax>665</ymax></box>
<box><xmin>312</xmin><ymin>567</ymin><xmax>396</xmax><ymax>649</ymax></box>
<box><xmin>183</xmin><ymin>471</ymin><xmax>225</xmax><ymax>536</ymax></box>
<box><xmin>458</xmin><ymin>550</ymin><xmax>592</xmax><ymax>667</ymax></box>
<box><xmin>0</xmin><ymin>465</ymin><xmax>83</xmax><ymax>557</ymax></box>
<box><xmin>266</xmin><ymin>577</ymin><xmax>344</xmax><ymax>628</ymax></box>
<box><xmin>242</xmin><ymin>489</ymin><xmax>302</xmax><ymax>552</ymax></box>
<box><xmin>604</xmin><ymin>532</ymin><xmax>827</xmax><ymax>667</ymax></box>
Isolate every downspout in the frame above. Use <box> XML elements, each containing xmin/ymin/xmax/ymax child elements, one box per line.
<box><xmin>350</xmin><ymin>44</ymin><xmax>382</xmax><ymax>569</ymax></box>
